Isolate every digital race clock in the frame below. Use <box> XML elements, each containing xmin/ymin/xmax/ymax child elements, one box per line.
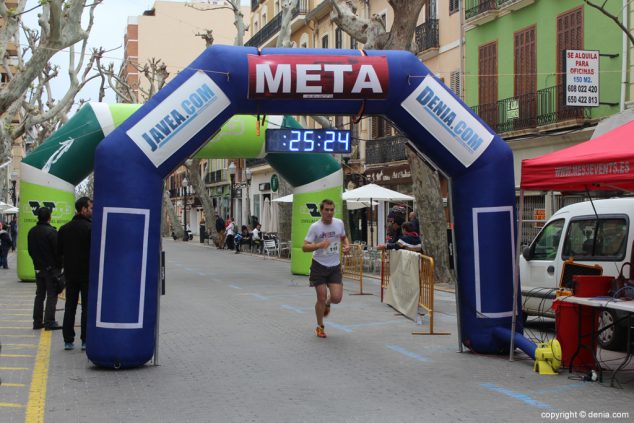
<box><xmin>265</xmin><ymin>129</ymin><xmax>352</xmax><ymax>154</ymax></box>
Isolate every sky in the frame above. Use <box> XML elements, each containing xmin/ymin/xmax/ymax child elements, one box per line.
<box><xmin>22</xmin><ymin>0</ymin><xmax>250</xmax><ymax>105</ymax></box>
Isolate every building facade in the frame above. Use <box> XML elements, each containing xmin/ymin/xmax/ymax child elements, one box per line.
<box><xmin>464</xmin><ymin>0</ymin><xmax>629</xmax><ymax>241</ymax></box>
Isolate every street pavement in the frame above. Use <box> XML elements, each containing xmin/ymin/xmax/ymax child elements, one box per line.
<box><xmin>1</xmin><ymin>240</ymin><xmax>633</xmax><ymax>423</ymax></box>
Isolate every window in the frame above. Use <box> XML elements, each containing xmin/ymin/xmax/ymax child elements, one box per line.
<box><xmin>557</xmin><ymin>7</ymin><xmax>583</xmax><ymax>82</ymax></box>
<box><xmin>254</xmin><ymin>194</ymin><xmax>261</xmax><ymax>220</ymax></box>
<box><xmin>335</xmin><ymin>28</ymin><xmax>343</xmax><ymax>49</ymax></box>
<box><xmin>450</xmin><ymin>0</ymin><xmax>459</xmax><ymax>15</ymax></box>
<box><xmin>531</xmin><ymin>219</ymin><xmax>564</xmax><ymax>261</ymax></box>
<box><xmin>556</xmin><ymin>7</ymin><xmax>583</xmax><ymax>115</ymax></box>
<box><xmin>274</xmin><ymin>0</ymin><xmax>280</xmax><ymax>15</ymax></box>
<box><xmin>562</xmin><ymin>217</ymin><xmax>628</xmax><ymax>260</ymax></box>
<box><xmin>322</xmin><ymin>35</ymin><xmax>329</xmax><ymax>49</ymax></box>
<box><xmin>478</xmin><ymin>41</ymin><xmax>498</xmax><ymax>126</ymax></box>
<box><xmin>350</xmin><ymin>37</ymin><xmax>358</xmax><ymax>50</ymax></box>
<box><xmin>261</xmin><ymin>11</ymin><xmax>267</xmax><ymax>26</ymax></box>
<box><xmin>450</xmin><ymin>70</ymin><xmax>461</xmax><ymax>97</ymax></box>
<box><xmin>514</xmin><ymin>26</ymin><xmax>536</xmax><ymax>125</ymax></box>
<box><xmin>335</xmin><ymin>116</ymin><xmax>344</xmax><ymax>129</ymax></box>
<box><xmin>371</xmin><ymin>117</ymin><xmax>392</xmax><ymax>138</ymax></box>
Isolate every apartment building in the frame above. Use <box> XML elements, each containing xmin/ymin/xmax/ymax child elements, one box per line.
<box><xmin>122</xmin><ymin>1</ymin><xmax>250</xmax><ymax>234</ymax></box>
<box><xmin>464</xmin><ymin>0</ymin><xmax>628</xmax><ymax>241</ymax></box>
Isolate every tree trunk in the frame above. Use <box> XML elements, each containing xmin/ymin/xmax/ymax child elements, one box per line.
<box><xmin>186</xmin><ymin>158</ymin><xmax>218</xmax><ymax>243</ymax></box>
<box><xmin>277</xmin><ymin>177</ymin><xmax>292</xmax><ymax>242</ymax></box>
<box><xmin>277</xmin><ymin>0</ymin><xmax>299</xmax><ymax>48</ymax></box>
<box><xmin>331</xmin><ymin>0</ymin><xmax>452</xmax><ymax>283</ymax></box>
<box><xmin>163</xmin><ymin>190</ymin><xmax>183</xmax><ymax>239</ymax></box>
<box><xmin>406</xmin><ymin>147</ymin><xmax>455</xmax><ymax>285</ymax></box>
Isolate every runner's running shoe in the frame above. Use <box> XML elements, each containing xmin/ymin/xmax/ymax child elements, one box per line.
<box><xmin>315</xmin><ymin>326</ymin><xmax>327</xmax><ymax>338</ymax></box>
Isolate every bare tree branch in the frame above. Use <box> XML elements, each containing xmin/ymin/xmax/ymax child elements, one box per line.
<box><xmin>583</xmin><ymin>0</ymin><xmax>634</xmax><ymax>46</ymax></box>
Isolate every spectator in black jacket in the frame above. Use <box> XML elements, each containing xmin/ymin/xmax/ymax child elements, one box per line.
<box><xmin>58</xmin><ymin>197</ymin><xmax>93</xmax><ymax>351</ymax></box>
<box><xmin>28</xmin><ymin>207</ymin><xmax>62</xmax><ymax>331</ymax></box>
<box><xmin>0</xmin><ymin>222</ymin><xmax>11</xmax><ymax>268</ymax></box>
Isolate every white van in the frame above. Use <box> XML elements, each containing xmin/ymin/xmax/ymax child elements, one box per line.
<box><xmin>519</xmin><ymin>197</ymin><xmax>634</xmax><ymax>350</ymax></box>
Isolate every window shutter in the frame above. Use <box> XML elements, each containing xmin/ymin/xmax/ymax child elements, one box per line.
<box><xmin>478</xmin><ymin>41</ymin><xmax>498</xmax><ymax>127</ymax></box>
<box><xmin>450</xmin><ymin>71</ymin><xmax>461</xmax><ymax>98</ymax></box>
<box><xmin>557</xmin><ymin>7</ymin><xmax>583</xmax><ymax>84</ymax></box>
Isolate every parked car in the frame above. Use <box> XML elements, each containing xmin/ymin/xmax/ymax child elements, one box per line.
<box><xmin>520</xmin><ymin>198</ymin><xmax>634</xmax><ymax>350</ymax></box>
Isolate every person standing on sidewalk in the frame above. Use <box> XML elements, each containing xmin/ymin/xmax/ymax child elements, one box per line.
<box><xmin>10</xmin><ymin>215</ymin><xmax>17</xmax><ymax>251</ymax></box>
<box><xmin>302</xmin><ymin>199</ymin><xmax>350</xmax><ymax>338</ymax></box>
<box><xmin>0</xmin><ymin>222</ymin><xmax>11</xmax><ymax>268</ymax></box>
<box><xmin>58</xmin><ymin>197</ymin><xmax>93</xmax><ymax>351</ymax></box>
<box><xmin>214</xmin><ymin>213</ymin><xmax>225</xmax><ymax>249</ymax></box>
<box><xmin>28</xmin><ymin>207</ymin><xmax>62</xmax><ymax>331</ymax></box>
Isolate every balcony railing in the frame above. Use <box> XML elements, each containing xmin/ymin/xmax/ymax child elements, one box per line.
<box><xmin>465</xmin><ymin>0</ymin><xmax>498</xmax><ymax>20</ymax></box>
<box><xmin>245</xmin><ymin>1</ymin><xmax>309</xmax><ymax>47</ymax></box>
<box><xmin>470</xmin><ymin>84</ymin><xmax>589</xmax><ymax>135</ymax></box>
<box><xmin>415</xmin><ymin>19</ymin><xmax>439</xmax><ymax>53</ymax></box>
<box><xmin>366</xmin><ymin>136</ymin><xmax>408</xmax><ymax>165</ymax></box>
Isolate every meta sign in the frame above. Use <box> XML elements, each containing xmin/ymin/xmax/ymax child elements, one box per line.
<box><xmin>248</xmin><ymin>54</ymin><xmax>389</xmax><ymax>100</ymax></box>
<box><xmin>565</xmin><ymin>49</ymin><xmax>599</xmax><ymax>107</ymax></box>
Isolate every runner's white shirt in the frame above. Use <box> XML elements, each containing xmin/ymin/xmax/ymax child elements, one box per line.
<box><xmin>304</xmin><ymin>218</ymin><xmax>346</xmax><ymax>267</ymax></box>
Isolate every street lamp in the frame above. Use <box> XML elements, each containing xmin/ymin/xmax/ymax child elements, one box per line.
<box><xmin>182</xmin><ymin>176</ymin><xmax>189</xmax><ymax>241</ymax></box>
<box><xmin>228</xmin><ymin>161</ymin><xmax>236</xmax><ymax>220</ymax></box>
<box><xmin>9</xmin><ymin>170</ymin><xmax>17</xmax><ymax>206</ymax></box>
<box><xmin>245</xmin><ymin>168</ymin><xmax>252</xmax><ymax>226</ymax></box>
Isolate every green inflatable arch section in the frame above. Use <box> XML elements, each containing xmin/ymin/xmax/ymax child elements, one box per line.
<box><xmin>17</xmin><ymin>103</ymin><xmax>342</xmax><ymax>280</ymax></box>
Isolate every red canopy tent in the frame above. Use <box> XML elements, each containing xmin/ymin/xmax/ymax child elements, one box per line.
<box><xmin>520</xmin><ymin>119</ymin><xmax>634</xmax><ymax>192</ymax></box>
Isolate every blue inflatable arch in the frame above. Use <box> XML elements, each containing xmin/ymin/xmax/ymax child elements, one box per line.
<box><xmin>89</xmin><ymin>46</ymin><xmax>521</xmax><ymax>368</ymax></box>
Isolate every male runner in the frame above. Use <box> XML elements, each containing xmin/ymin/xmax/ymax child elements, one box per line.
<box><xmin>302</xmin><ymin>199</ymin><xmax>350</xmax><ymax>338</ymax></box>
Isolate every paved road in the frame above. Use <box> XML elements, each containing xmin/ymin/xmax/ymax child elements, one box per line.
<box><xmin>1</xmin><ymin>240</ymin><xmax>633</xmax><ymax>422</ymax></box>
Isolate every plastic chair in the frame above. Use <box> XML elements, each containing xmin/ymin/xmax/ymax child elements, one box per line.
<box><xmin>263</xmin><ymin>239</ymin><xmax>277</xmax><ymax>258</ymax></box>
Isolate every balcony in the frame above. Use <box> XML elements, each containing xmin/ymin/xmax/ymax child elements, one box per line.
<box><xmin>415</xmin><ymin>19</ymin><xmax>439</xmax><ymax>60</ymax></box>
<box><xmin>497</xmin><ymin>0</ymin><xmax>535</xmax><ymax>12</ymax></box>
<box><xmin>245</xmin><ymin>1</ymin><xmax>309</xmax><ymax>47</ymax></box>
<box><xmin>246</xmin><ymin>158</ymin><xmax>268</xmax><ymax>167</ymax></box>
<box><xmin>465</xmin><ymin>0</ymin><xmax>499</xmax><ymax>25</ymax></box>
<box><xmin>366</xmin><ymin>136</ymin><xmax>408</xmax><ymax>165</ymax></box>
<box><xmin>470</xmin><ymin>84</ymin><xmax>589</xmax><ymax>137</ymax></box>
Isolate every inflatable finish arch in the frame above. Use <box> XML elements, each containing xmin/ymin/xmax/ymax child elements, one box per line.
<box><xmin>89</xmin><ymin>46</ymin><xmax>521</xmax><ymax>368</ymax></box>
<box><xmin>17</xmin><ymin>109</ymin><xmax>340</xmax><ymax>281</ymax></box>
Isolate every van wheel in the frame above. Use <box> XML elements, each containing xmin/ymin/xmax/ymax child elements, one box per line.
<box><xmin>598</xmin><ymin>310</ymin><xmax>626</xmax><ymax>351</ymax></box>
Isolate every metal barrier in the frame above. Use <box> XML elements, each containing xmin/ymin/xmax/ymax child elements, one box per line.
<box><xmin>412</xmin><ymin>254</ymin><xmax>450</xmax><ymax>336</ymax></box>
<box><xmin>342</xmin><ymin>244</ymin><xmax>371</xmax><ymax>295</ymax></box>
<box><xmin>380</xmin><ymin>250</ymin><xmax>390</xmax><ymax>303</ymax></box>
<box><xmin>380</xmin><ymin>250</ymin><xmax>449</xmax><ymax>335</ymax></box>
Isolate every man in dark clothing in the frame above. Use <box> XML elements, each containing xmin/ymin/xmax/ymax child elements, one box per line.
<box><xmin>10</xmin><ymin>216</ymin><xmax>17</xmax><ymax>251</ymax></box>
<box><xmin>215</xmin><ymin>213</ymin><xmax>225</xmax><ymax>249</ymax></box>
<box><xmin>28</xmin><ymin>207</ymin><xmax>62</xmax><ymax>330</ymax></box>
<box><xmin>0</xmin><ymin>222</ymin><xmax>11</xmax><ymax>268</ymax></box>
<box><xmin>408</xmin><ymin>211</ymin><xmax>420</xmax><ymax>235</ymax></box>
<box><xmin>58</xmin><ymin>197</ymin><xmax>93</xmax><ymax>351</ymax></box>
